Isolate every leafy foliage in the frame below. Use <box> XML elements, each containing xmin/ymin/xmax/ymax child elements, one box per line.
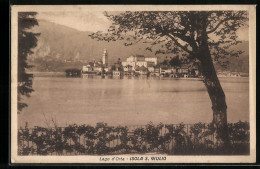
<box><xmin>90</xmin><ymin>11</ymin><xmax>248</xmax><ymax>65</ymax></box>
<box><xmin>18</xmin><ymin>12</ymin><xmax>39</xmax><ymax>113</ymax></box>
<box><xmin>18</xmin><ymin>122</ymin><xmax>249</xmax><ymax>155</ymax></box>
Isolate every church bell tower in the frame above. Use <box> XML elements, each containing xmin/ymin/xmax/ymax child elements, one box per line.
<box><xmin>102</xmin><ymin>49</ymin><xmax>108</xmax><ymax>66</ymax></box>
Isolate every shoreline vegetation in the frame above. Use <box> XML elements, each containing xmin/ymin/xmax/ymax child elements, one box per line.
<box><xmin>18</xmin><ymin>121</ymin><xmax>249</xmax><ymax>156</ymax></box>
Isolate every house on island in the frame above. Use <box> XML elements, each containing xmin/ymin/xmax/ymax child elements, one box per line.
<box><xmin>113</xmin><ymin>70</ymin><xmax>122</xmax><ymax>77</ymax></box>
<box><xmin>153</xmin><ymin>65</ymin><xmax>161</xmax><ymax>76</ymax></box>
<box><xmin>112</xmin><ymin>63</ymin><xmax>123</xmax><ymax>77</ymax></box>
<box><xmin>123</xmin><ymin>65</ymin><xmax>133</xmax><ymax>72</ymax></box>
<box><xmin>123</xmin><ymin>65</ymin><xmax>134</xmax><ymax>75</ymax></box>
<box><xmin>82</xmin><ymin>62</ymin><xmax>95</xmax><ymax>74</ymax></box>
<box><xmin>135</xmin><ymin>66</ymin><xmax>148</xmax><ymax>75</ymax></box>
<box><xmin>147</xmin><ymin>66</ymin><xmax>155</xmax><ymax>73</ymax></box>
<box><xmin>147</xmin><ymin>62</ymin><xmax>155</xmax><ymax>73</ymax></box>
<box><xmin>122</xmin><ymin>55</ymin><xmax>158</xmax><ymax>68</ymax></box>
<box><xmin>81</xmin><ymin>49</ymin><xmax>110</xmax><ymax>75</ymax></box>
<box><xmin>93</xmin><ymin>62</ymin><xmax>103</xmax><ymax>73</ymax></box>
<box><xmin>178</xmin><ymin>66</ymin><xmax>189</xmax><ymax>77</ymax></box>
<box><xmin>159</xmin><ymin>65</ymin><xmax>172</xmax><ymax>77</ymax></box>
<box><xmin>240</xmin><ymin>72</ymin><xmax>249</xmax><ymax>77</ymax></box>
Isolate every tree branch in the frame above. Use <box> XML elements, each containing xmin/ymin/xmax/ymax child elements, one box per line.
<box><xmin>166</xmin><ymin>33</ymin><xmax>193</xmax><ymax>55</ymax></box>
<box><xmin>206</xmin><ymin>16</ymin><xmax>241</xmax><ymax>34</ymax></box>
<box><xmin>206</xmin><ymin>19</ymin><xmax>229</xmax><ymax>34</ymax></box>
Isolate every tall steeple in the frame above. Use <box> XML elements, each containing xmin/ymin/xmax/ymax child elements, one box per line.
<box><xmin>102</xmin><ymin>49</ymin><xmax>108</xmax><ymax>66</ymax></box>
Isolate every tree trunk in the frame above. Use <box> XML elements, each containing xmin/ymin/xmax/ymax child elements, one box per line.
<box><xmin>198</xmin><ymin>45</ymin><xmax>230</xmax><ymax>152</ymax></box>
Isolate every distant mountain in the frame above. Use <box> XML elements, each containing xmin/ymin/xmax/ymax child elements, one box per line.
<box><xmin>28</xmin><ymin>20</ymin><xmax>249</xmax><ymax>73</ymax></box>
<box><xmin>29</xmin><ymin>20</ymin><xmax>161</xmax><ymax>63</ymax></box>
<box><xmin>214</xmin><ymin>41</ymin><xmax>249</xmax><ymax>73</ymax></box>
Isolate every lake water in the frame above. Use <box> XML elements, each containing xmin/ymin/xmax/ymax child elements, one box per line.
<box><xmin>18</xmin><ymin>75</ymin><xmax>249</xmax><ymax>128</ymax></box>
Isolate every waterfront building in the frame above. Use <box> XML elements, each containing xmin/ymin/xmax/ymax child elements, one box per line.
<box><xmin>92</xmin><ymin>62</ymin><xmax>102</xmax><ymax>73</ymax></box>
<box><xmin>82</xmin><ymin>49</ymin><xmax>110</xmax><ymax>74</ymax></box>
<box><xmin>123</xmin><ymin>65</ymin><xmax>135</xmax><ymax>76</ymax></box>
<box><xmin>113</xmin><ymin>70</ymin><xmax>121</xmax><ymax>76</ymax></box>
<box><xmin>135</xmin><ymin>55</ymin><xmax>145</xmax><ymax>61</ymax></box>
<box><xmin>123</xmin><ymin>65</ymin><xmax>133</xmax><ymax>72</ymax></box>
<box><xmin>122</xmin><ymin>56</ymin><xmax>136</xmax><ymax>67</ymax></box>
<box><xmin>147</xmin><ymin>66</ymin><xmax>155</xmax><ymax>73</ymax></box>
<box><xmin>147</xmin><ymin>61</ymin><xmax>155</xmax><ymax>73</ymax></box>
<box><xmin>113</xmin><ymin>66</ymin><xmax>123</xmax><ymax>77</ymax></box>
<box><xmin>135</xmin><ymin>66</ymin><xmax>148</xmax><ymax>75</ymax></box>
<box><xmin>122</xmin><ymin>55</ymin><xmax>157</xmax><ymax>68</ymax></box>
<box><xmin>82</xmin><ymin>61</ymin><xmax>103</xmax><ymax>74</ymax></box>
<box><xmin>145</xmin><ymin>57</ymin><xmax>158</xmax><ymax>65</ymax></box>
<box><xmin>240</xmin><ymin>73</ymin><xmax>249</xmax><ymax>77</ymax></box>
<box><xmin>165</xmin><ymin>68</ymin><xmax>172</xmax><ymax>74</ymax></box>
<box><xmin>179</xmin><ymin>67</ymin><xmax>189</xmax><ymax>77</ymax></box>
<box><xmin>154</xmin><ymin>65</ymin><xmax>161</xmax><ymax>76</ymax></box>
<box><xmin>218</xmin><ymin>71</ymin><xmax>242</xmax><ymax>77</ymax></box>
<box><xmin>94</xmin><ymin>66</ymin><xmax>102</xmax><ymax>72</ymax></box>
<box><xmin>82</xmin><ymin>66</ymin><xmax>88</xmax><ymax>72</ymax></box>
<box><xmin>178</xmin><ymin>67</ymin><xmax>189</xmax><ymax>74</ymax></box>
<box><xmin>82</xmin><ymin>63</ymin><xmax>94</xmax><ymax>73</ymax></box>
<box><xmin>160</xmin><ymin>65</ymin><xmax>171</xmax><ymax>74</ymax></box>
<box><xmin>136</xmin><ymin>61</ymin><xmax>147</xmax><ymax>67</ymax></box>
<box><xmin>230</xmin><ymin>72</ymin><xmax>240</xmax><ymax>77</ymax></box>
<box><xmin>104</xmin><ymin>67</ymin><xmax>109</xmax><ymax>73</ymax></box>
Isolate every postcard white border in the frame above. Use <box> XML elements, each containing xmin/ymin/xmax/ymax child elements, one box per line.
<box><xmin>11</xmin><ymin>5</ymin><xmax>256</xmax><ymax>163</ymax></box>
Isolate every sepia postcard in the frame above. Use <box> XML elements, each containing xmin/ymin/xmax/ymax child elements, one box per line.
<box><xmin>11</xmin><ymin>5</ymin><xmax>256</xmax><ymax>163</ymax></box>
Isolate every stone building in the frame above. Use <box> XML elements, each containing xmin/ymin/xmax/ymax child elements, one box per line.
<box><xmin>122</xmin><ymin>55</ymin><xmax>157</xmax><ymax>68</ymax></box>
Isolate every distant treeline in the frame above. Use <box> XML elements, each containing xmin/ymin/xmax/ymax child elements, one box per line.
<box><xmin>28</xmin><ymin>58</ymin><xmax>85</xmax><ymax>72</ymax></box>
<box><xmin>18</xmin><ymin>121</ymin><xmax>249</xmax><ymax>156</ymax></box>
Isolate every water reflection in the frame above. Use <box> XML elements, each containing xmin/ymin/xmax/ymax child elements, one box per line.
<box><xmin>81</xmin><ymin>74</ymin><xmax>166</xmax><ymax>80</ymax></box>
<box><xmin>19</xmin><ymin>75</ymin><xmax>249</xmax><ymax>128</ymax></box>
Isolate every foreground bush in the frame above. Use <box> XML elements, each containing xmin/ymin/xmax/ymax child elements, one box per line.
<box><xmin>18</xmin><ymin>121</ymin><xmax>249</xmax><ymax>155</ymax></box>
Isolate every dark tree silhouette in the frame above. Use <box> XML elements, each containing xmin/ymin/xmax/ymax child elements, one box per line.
<box><xmin>160</xmin><ymin>59</ymin><xmax>169</xmax><ymax>66</ymax></box>
<box><xmin>18</xmin><ymin>12</ymin><xmax>39</xmax><ymax>113</ymax></box>
<box><xmin>90</xmin><ymin>11</ymin><xmax>248</xmax><ymax>150</ymax></box>
<box><xmin>169</xmin><ymin>56</ymin><xmax>181</xmax><ymax>67</ymax></box>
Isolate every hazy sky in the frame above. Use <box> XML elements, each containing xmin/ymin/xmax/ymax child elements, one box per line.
<box><xmin>36</xmin><ymin>11</ymin><xmax>249</xmax><ymax>41</ymax></box>
<box><xmin>37</xmin><ymin>11</ymin><xmax>111</xmax><ymax>32</ymax></box>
